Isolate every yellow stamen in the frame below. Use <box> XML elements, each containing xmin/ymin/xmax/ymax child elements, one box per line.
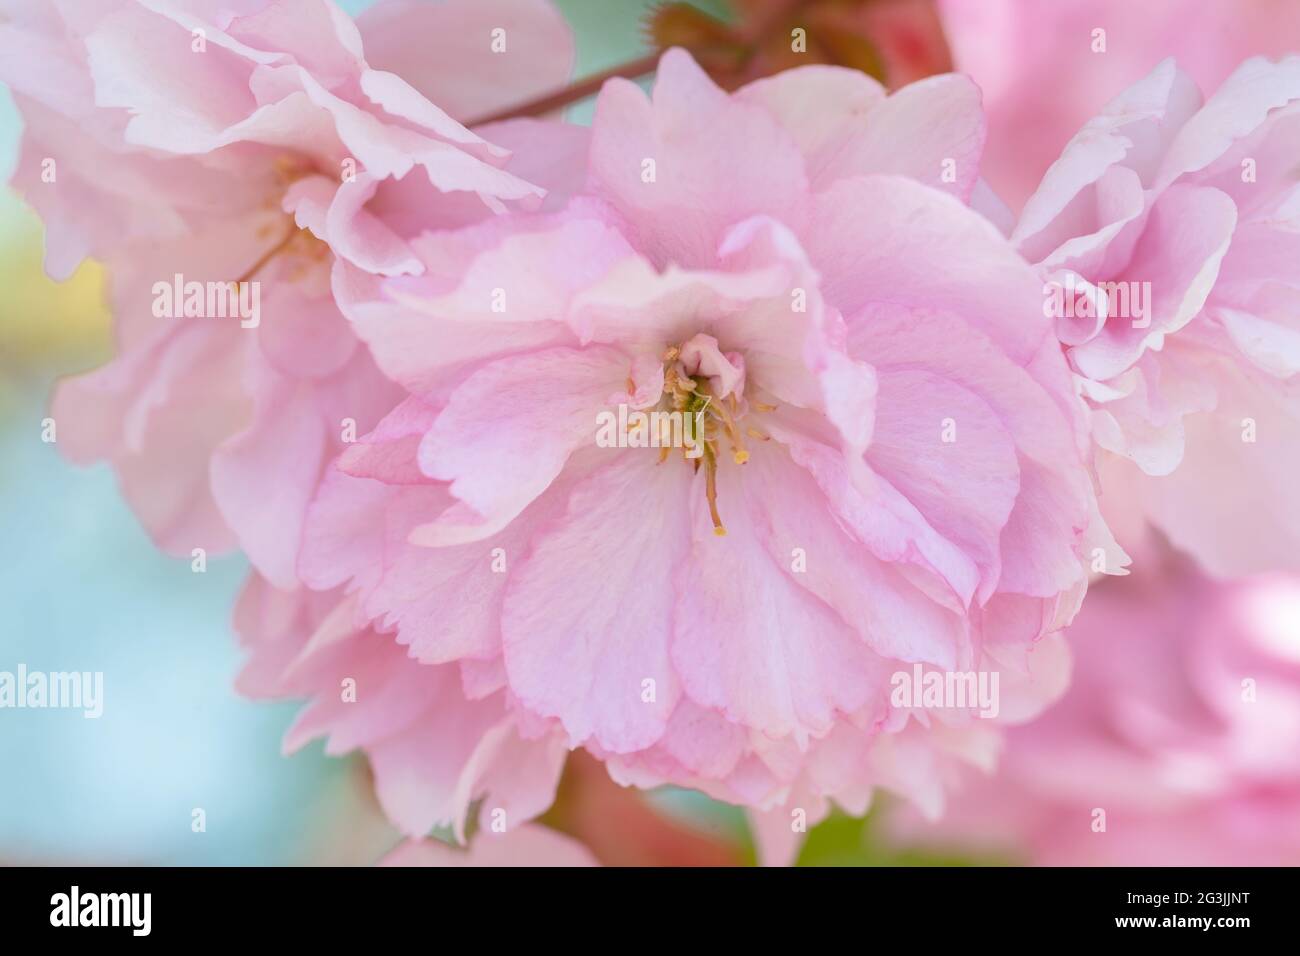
<box><xmin>710</xmin><ymin>393</ymin><xmax>748</xmax><ymax>464</ymax></box>
<box><xmin>273</xmin><ymin>155</ymin><xmax>315</xmax><ymax>186</ymax></box>
<box><xmin>236</xmin><ymin>224</ymin><xmax>301</xmax><ymax>285</ymax></box>
<box><xmin>704</xmin><ymin>442</ymin><xmax>726</xmax><ymax>536</ymax></box>
<box><xmin>653</xmin><ymin>341</ymin><xmax>780</xmax><ymax>531</ymax></box>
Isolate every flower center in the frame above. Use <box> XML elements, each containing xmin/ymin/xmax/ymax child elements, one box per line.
<box><xmin>236</xmin><ymin>155</ymin><xmax>333</xmax><ymax>286</ymax></box>
<box><xmin>656</xmin><ymin>340</ymin><xmax>774</xmax><ymax>537</ymax></box>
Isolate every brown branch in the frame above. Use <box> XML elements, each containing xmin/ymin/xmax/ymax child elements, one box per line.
<box><xmin>465</xmin><ymin>52</ymin><xmax>661</xmax><ymax>128</ymax></box>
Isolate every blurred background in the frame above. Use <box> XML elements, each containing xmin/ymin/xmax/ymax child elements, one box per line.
<box><xmin>2</xmin><ymin>0</ymin><xmax>1298</xmax><ymax>866</ymax></box>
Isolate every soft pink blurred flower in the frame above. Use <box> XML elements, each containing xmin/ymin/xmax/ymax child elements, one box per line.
<box><xmin>940</xmin><ymin>0</ymin><xmax>1300</xmax><ymax>213</ymax></box>
<box><xmin>1011</xmin><ymin>56</ymin><xmax>1300</xmax><ymax>576</ymax></box>
<box><xmin>315</xmin><ymin>49</ymin><xmax>1112</xmax><ymax>838</ymax></box>
<box><xmin>890</xmin><ymin>551</ymin><xmax>1300</xmax><ymax>865</ymax></box>
<box><xmin>236</xmin><ymin>573</ymin><xmax>571</xmax><ymax>841</ymax></box>
<box><xmin>2</xmin><ymin>0</ymin><xmax>576</xmax><ymax>588</ymax></box>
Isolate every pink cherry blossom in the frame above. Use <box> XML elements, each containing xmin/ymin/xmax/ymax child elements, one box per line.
<box><xmin>1013</xmin><ymin>56</ymin><xmax>1300</xmax><ymax>576</ymax></box>
<box><xmin>2</xmin><ymin>0</ymin><xmax>576</xmax><ymax>588</ymax></box>
<box><xmin>889</xmin><ymin>550</ymin><xmax>1300</xmax><ymax>866</ymax></box>
<box><xmin>236</xmin><ymin>572</ymin><xmax>570</xmax><ymax>841</ymax></box>
<box><xmin>940</xmin><ymin>0</ymin><xmax>1300</xmax><ymax>213</ymax></box>
<box><xmin>22</xmin><ymin>0</ymin><xmax>1295</xmax><ymax>866</ymax></box>
<box><xmin>313</xmin><ymin>49</ymin><xmax>1112</xmax><ymax>835</ymax></box>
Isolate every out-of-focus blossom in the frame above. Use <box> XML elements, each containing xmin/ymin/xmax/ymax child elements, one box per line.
<box><xmin>890</xmin><ymin>550</ymin><xmax>1300</xmax><ymax>865</ymax></box>
<box><xmin>1</xmin><ymin>0</ymin><xmax>576</xmax><ymax>588</ymax></box>
<box><xmin>236</xmin><ymin>573</ymin><xmax>570</xmax><ymax>841</ymax></box>
<box><xmin>647</xmin><ymin>0</ymin><xmax>952</xmax><ymax>89</ymax></box>
<box><xmin>317</xmin><ymin>48</ymin><xmax>1110</xmax><ymax>838</ymax></box>
<box><xmin>380</xmin><ymin>825</ymin><xmax>597</xmax><ymax>867</ymax></box>
<box><xmin>940</xmin><ymin>0</ymin><xmax>1300</xmax><ymax>212</ymax></box>
<box><xmin>7</xmin><ymin>0</ymin><xmax>592</xmax><ymax>849</ymax></box>
<box><xmin>1013</xmin><ymin>56</ymin><xmax>1300</xmax><ymax>576</ymax></box>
